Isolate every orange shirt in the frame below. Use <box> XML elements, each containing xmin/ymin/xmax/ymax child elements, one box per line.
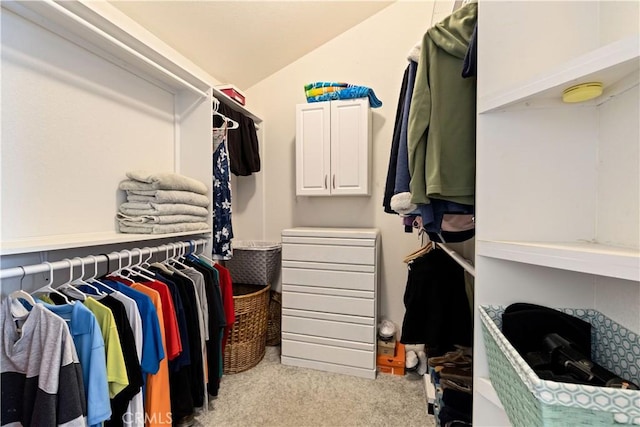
<box><xmin>131</xmin><ymin>284</ymin><xmax>171</xmax><ymax>426</ymax></box>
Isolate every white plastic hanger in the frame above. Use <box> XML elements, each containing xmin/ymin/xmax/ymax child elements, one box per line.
<box><xmin>71</xmin><ymin>257</ymin><xmax>105</xmax><ymax>296</ymax></box>
<box><xmin>193</xmin><ymin>239</ymin><xmax>216</xmax><ymax>266</ymax></box>
<box><xmin>38</xmin><ymin>262</ymin><xmax>73</xmax><ymax>304</ymax></box>
<box><xmin>87</xmin><ymin>255</ymin><xmax>118</xmax><ymax>293</ymax></box>
<box><xmin>120</xmin><ymin>250</ymin><xmax>154</xmax><ymax>282</ymax></box>
<box><xmin>139</xmin><ymin>247</ymin><xmax>154</xmax><ymax>269</ymax></box>
<box><xmin>110</xmin><ymin>251</ymin><xmax>134</xmax><ymax>283</ymax></box>
<box><xmin>131</xmin><ymin>248</ymin><xmax>157</xmax><ymax>277</ymax></box>
<box><xmin>213</xmin><ymin>97</ymin><xmax>239</xmax><ymax>130</ymax></box>
<box><xmin>149</xmin><ymin>245</ymin><xmax>174</xmax><ymax>274</ymax></box>
<box><xmin>167</xmin><ymin>243</ymin><xmax>190</xmax><ymax>270</ymax></box>
<box><xmin>8</xmin><ymin>267</ymin><xmax>37</xmax><ymax>307</ymax></box>
<box><xmin>57</xmin><ymin>259</ymin><xmax>86</xmax><ymax>301</ymax></box>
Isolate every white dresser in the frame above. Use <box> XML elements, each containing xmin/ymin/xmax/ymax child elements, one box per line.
<box><xmin>280</xmin><ymin>227</ymin><xmax>379</xmax><ymax>379</ymax></box>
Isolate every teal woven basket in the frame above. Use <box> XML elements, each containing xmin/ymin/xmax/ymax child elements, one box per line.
<box><xmin>479</xmin><ymin>305</ymin><xmax>640</xmax><ymax>426</ymax></box>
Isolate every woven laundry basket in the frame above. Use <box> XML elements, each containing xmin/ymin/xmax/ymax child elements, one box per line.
<box><xmin>266</xmin><ymin>291</ymin><xmax>282</xmax><ymax>346</ymax></box>
<box><xmin>226</xmin><ymin>241</ymin><xmax>282</xmax><ymax>286</ymax></box>
<box><xmin>224</xmin><ymin>283</ymin><xmax>270</xmax><ymax>374</ymax></box>
<box><xmin>479</xmin><ymin>305</ymin><xmax>640</xmax><ymax>426</ymax></box>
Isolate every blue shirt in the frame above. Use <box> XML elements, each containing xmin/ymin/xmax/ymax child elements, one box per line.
<box><xmin>39</xmin><ymin>300</ymin><xmax>111</xmax><ymax>426</ymax></box>
<box><xmin>86</xmin><ymin>280</ymin><xmax>165</xmax><ymax>377</ymax></box>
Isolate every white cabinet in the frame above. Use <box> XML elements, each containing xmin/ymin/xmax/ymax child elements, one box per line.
<box><xmin>473</xmin><ymin>2</ymin><xmax>639</xmax><ymax>425</ymax></box>
<box><xmin>295</xmin><ymin>99</ymin><xmax>372</xmax><ymax>196</ymax></box>
<box><xmin>280</xmin><ymin>227</ymin><xmax>379</xmax><ymax>379</ymax></box>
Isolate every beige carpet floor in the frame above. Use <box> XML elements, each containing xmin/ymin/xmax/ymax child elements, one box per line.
<box><xmin>195</xmin><ymin>346</ymin><xmax>435</xmax><ymax>427</ymax></box>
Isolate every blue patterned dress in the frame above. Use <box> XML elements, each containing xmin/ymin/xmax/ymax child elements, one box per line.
<box><xmin>212</xmin><ymin>128</ymin><xmax>233</xmax><ymax>259</ymax></box>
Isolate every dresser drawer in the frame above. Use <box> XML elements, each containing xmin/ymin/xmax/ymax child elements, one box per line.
<box><xmin>282</xmin><ymin>267</ymin><xmax>375</xmax><ymax>291</ymax></box>
<box><xmin>282</xmin><ymin>308</ymin><xmax>374</xmax><ymax>326</ymax></box>
<box><xmin>282</xmin><ymin>339</ymin><xmax>375</xmax><ymax>369</ymax></box>
<box><xmin>282</xmin><ymin>291</ymin><xmax>374</xmax><ymax>317</ymax></box>
<box><xmin>282</xmin><ymin>243</ymin><xmax>375</xmax><ymax>265</ymax></box>
<box><xmin>282</xmin><ymin>315</ymin><xmax>375</xmax><ymax>343</ymax></box>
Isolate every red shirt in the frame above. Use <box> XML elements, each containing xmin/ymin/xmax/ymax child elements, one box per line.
<box><xmin>140</xmin><ymin>280</ymin><xmax>182</xmax><ymax>361</ymax></box>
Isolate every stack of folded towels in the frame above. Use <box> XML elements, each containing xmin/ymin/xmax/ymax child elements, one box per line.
<box><xmin>117</xmin><ymin>170</ymin><xmax>211</xmax><ymax>234</ymax></box>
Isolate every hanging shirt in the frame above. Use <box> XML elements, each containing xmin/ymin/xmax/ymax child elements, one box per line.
<box><xmin>101</xmin><ymin>279</ymin><xmax>165</xmax><ymax>381</ymax></box>
<box><xmin>39</xmin><ymin>301</ymin><xmax>111</xmax><ymax>427</ymax></box>
<box><xmin>98</xmin><ymin>296</ymin><xmax>144</xmax><ymax>427</ymax></box>
<box><xmin>130</xmin><ymin>284</ymin><xmax>172</xmax><ymax>427</ymax></box>
<box><xmin>147</xmin><ymin>270</ymin><xmax>194</xmax><ymax>422</ymax></box>
<box><xmin>149</xmin><ymin>267</ymin><xmax>205</xmax><ymax>409</ymax></box>
<box><xmin>185</xmin><ymin>258</ymin><xmax>226</xmax><ymax>397</ymax></box>
<box><xmin>167</xmin><ymin>265</ymin><xmax>209</xmax><ymax>409</ymax></box>
<box><xmin>1</xmin><ymin>300</ymin><xmax>86</xmax><ymax>426</ymax></box>
<box><xmin>212</xmin><ymin>127</ymin><xmax>233</xmax><ymax>260</ymax></box>
<box><xmin>139</xmin><ymin>280</ymin><xmax>182</xmax><ymax>362</ymax></box>
<box><xmin>78</xmin><ymin>285</ymin><xmax>145</xmax><ymax>427</ymax></box>
<box><xmin>83</xmin><ymin>297</ymin><xmax>129</xmax><ymax>398</ymax></box>
<box><xmin>180</xmin><ymin>268</ymin><xmax>210</xmax><ymax>341</ymax></box>
<box><xmin>213</xmin><ymin>263</ymin><xmax>235</xmax><ymax>353</ymax></box>
<box><xmin>219</xmin><ymin>102</ymin><xmax>261</xmax><ymax>177</ymax></box>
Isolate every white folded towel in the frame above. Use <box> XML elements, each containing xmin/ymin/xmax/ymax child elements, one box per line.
<box><xmin>117</xmin><ymin>212</ymin><xmax>208</xmax><ymax>225</ymax></box>
<box><xmin>118</xmin><ymin>222</ymin><xmax>210</xmax><ymax>234</ymax></box>
<box><xmin>126</xmin><ymin>190</ymin><xmax>210</xmax><ymax>208</ymax></box>
<box><xmin>120</xmin><ymin>171</ymin><xmax>208</xmax><ymax>195</ymax></box>
<box><xmin>119</xmin><ymin>202</ymin><xmax>209</xmax><ymax>217</ymax></box>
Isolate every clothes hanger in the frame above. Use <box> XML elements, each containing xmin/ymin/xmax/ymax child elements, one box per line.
<box><xmin>131</xmin><ymin>248</ymin><xmax>157</xmax><ymax>277</ymax></box>
<box><xmin>193</xmin><ymin>239</ymin><xmax>216</xmax><ymax>266</ymax></box>
<box><xmin>56</xmin><ymin>259</ymin><xmax>86</xmax><ymax>301</ymax></box>
<box><xmin>8</xmin><ymin>267</ymin><xmax>37</xmax><ymax>307</ymax></box>
<box><xmin>167</xmin><ymin>243</ymin><xmax>190</xmax><ymax>270</ymax></box>
<box><xmin>88</xmin><ymin>255</ymin><xmax>118</xmax><ymax>293</ymax></box>
<box><xmin>109</xmin><ymin>251</ymin><xmax>134</xmax><ymax>283</ymax></box>
<box><xmin>70</xmin><ymin>256</ymin><xmax>105</xmax><ymax>296</ymax></box>
<box><xmin>402</xmin><ymin>229</ymin><xmax>437</xmax><ymax>264</ymax></box>
<box><xmin>213</xmin><ymin>97</ymin><xmax>240</xmax><ymax>130</ymax></box>
<box><xmin>213</xmin><ymin>111</ymin><xmax>240</xmax><ymax>130</ymax></box>
<box><xmin>139</xmin><ymin>247</ymin><xmax>154</xmax><ymax>269</ymax></box>
<box><xmin>403</xmin><ymin>239</ymin><xmax>436</xmax><ymax>264</ymax></box>
<box><xmin>185</xmin><ymin>240</ymin><xmax>206</xmax><ymax>263</ymax></box>
<box><xmin>150</xmin><ymin>245</ymin><xmax>174</xmax><ymax>274</ymax></box>
<box><xmin>37</xmin><ymin>262</ymin><xmax>73</xmax><ymax>304</ymax></box>
<box><xmin>121</xmin><ymin>249</ymin><xmax>155</xmax><ymax>282</ymax></box>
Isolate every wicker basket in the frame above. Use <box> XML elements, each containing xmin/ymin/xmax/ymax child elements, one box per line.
<box><xmin>266</xmin><ymin>291</ymin><xmax>282</xmax><ymax>346</ymax></box>
<box><xmin>226</xmin><ymin>241</ymin><xmax>282</xmax><ymax>286</ymax></box>
<box><xmin>224</xmin><ymin>283</ymin><xmax>270</xmax><ymax>374</ymax></box>
<box><xmin>479</xmin><ymin>305</ymin><xmax>640</xmax><ymax>426</ymax></box>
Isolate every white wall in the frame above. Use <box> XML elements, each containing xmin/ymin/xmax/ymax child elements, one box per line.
<box><xmin>241</xmin><ymin>1</ymin><xmax>445</xmax><ymax>329</ymax></box>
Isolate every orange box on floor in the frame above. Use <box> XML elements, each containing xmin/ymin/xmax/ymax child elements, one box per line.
<box><xmin>377</xmin><ymin>342</ymin><xmax>405</xmax><ymax>375</ymax></box>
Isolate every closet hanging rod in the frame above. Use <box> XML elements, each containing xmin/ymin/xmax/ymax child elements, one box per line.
<box><xmin>436</xmin><ymin>242</ymin><xmax>475</xmax><ymax>277</ymax></box>
<box><xmin>33</xmin><ymin>0</ymin><xmax>209</xmax><ymax>98</ymax></box>
<box><xmin>0</xmin><ymin>238</ymin><xmax>208</xmax><ymax>280</ymax></box>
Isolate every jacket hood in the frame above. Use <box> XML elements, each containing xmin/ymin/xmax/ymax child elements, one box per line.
<box><xmin>427</xmin><ymin>2</ymin><xmax>477</xmax><ymax>59</ymax></box>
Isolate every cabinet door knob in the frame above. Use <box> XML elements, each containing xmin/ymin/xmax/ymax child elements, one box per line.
<box><xmin>332</xmin><ymin>174</ymin><xmax>336</xmax><ymax>189</ymax></box>
<box><xmin>324</xmin><ymin>175</ymin><xmax>328</xmax><ymax>189</ymax></box>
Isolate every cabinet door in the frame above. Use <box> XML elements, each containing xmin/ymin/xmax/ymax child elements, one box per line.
<box><xmin>330</xmin><ymin>99</ymin><xmax>371</xmax><ymax>195</ymax></box>
<box><xmin>296</xmin><ymin>102</ymin><xmax>331</xmax><ymax>195</ymax></box>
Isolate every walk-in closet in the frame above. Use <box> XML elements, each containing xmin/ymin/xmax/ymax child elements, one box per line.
<box><xmin>2</xmin><ymin>1</ymin><xmax>638</xmax><ymax>426</ymax></box>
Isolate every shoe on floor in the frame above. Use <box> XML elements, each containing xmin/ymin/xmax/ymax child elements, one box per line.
<box><xmin>428</xmin><ymin>349</ymin><xmax>472</xmax><ymax>368</ymax></box>
<box><xmin>176</xmin><ymin>413</ymin><xmax>195</xmax><ymax>427</ymax></box>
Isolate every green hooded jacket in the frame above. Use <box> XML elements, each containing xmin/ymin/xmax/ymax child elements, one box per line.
<box><xmin>408</xmin><ymin>3</ymin><xmax>477</xmax><ymax>206</ymax></box>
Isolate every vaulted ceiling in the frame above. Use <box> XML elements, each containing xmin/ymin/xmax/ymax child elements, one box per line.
<box><xmin>109</xmin><ymin>1</ymin><xmax>395</xmax><ymax>90</ymax></box>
